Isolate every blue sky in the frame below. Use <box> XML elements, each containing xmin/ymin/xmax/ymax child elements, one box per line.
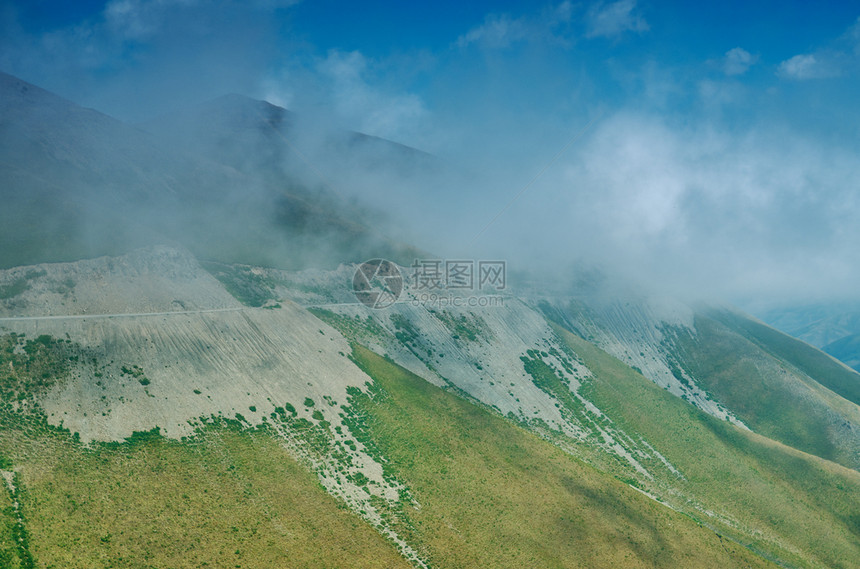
<box><xmin>2</xmin><ymin>0</ymin><xmax>860</xmax><ymax>306</ymax></box>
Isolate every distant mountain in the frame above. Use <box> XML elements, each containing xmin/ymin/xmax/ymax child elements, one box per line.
<box><xmin>141</xmin><ymin>93</ymin><xmax>439</xmax><ymax>182</ymax></box>
<box><xmin>824</xmin><ymin>332</ymin><xmax>860</xmax><ymax>371</ymax></box>
<box><xmin>759</xmin><ymin>303</ymin><xmax>860</xmax><ymax>373</ymax></box>
<box><xmin>0</xmin><ymin>71</ymin><xmax>423</xmax><ymax>270</ymax></box>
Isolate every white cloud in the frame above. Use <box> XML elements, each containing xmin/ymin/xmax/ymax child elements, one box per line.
<box><xmin>843</xmin><ymin>15</ymin><xmax>860</xmax><ymax>51</ymax></box>
<box><xmin>776</xmin><ymin>16</ymin><xmax>860</xmax><ymax>81</ymax></box>
<box><xmin>777</xmin><ymin>53</ymin><xmax>840</xmax><ymax>80</ymax></box>
<box><xmin>456</xmin><ymin>14</ymin><xmax>530</xmax><ymax>49</ymax></box>
<box><xmin>451</xmin><ymin>109</ymin><xmax>860</xmax><ymax>303</ymax></box>
<box><xmin>456</xmin><ymin>2</ymin><xmax>574</xmax><ymax>49</ymax></box>
<box><xmin>585</xmin><ymin>0</ymin><xmax>648</xmax><ymax>39</ymax></box>
<box><xmin>316</xmin><ymin>50</ymin><xmax>429</xmax><ymax>141</ymax></box>
<box><xmin>104</xmin><ymin>0</ymin><xmax>203</xmax><ymax>41</ymax></box>
<box><xmin>722</xmin><ymin>47</ymin><xmax>757</xmax><ymax>76</ymax></box>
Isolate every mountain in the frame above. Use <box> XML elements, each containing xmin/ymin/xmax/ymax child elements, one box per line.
<box><xmin>1</xmin><ymin>73</ymin><xmax>860</xmax><ymax>568</ymax></box>
<box><xmin>759</xmin><ymin>303</ymin><xmax>860</xmax><ymax>373</ymax></box>
<box><xmin>141</xmin><ymin>93</ymin><xmax>440</xmax><ymax>184</ymax></box>
<box><xmin>825</xmin><ymin>333</ymin><xmax>860</xmax><ymax>371</ymax></box>
<box><xmin>0</xmin><ymin>71</ymin><xmax>421</xmax><ymax>270</ymax></box>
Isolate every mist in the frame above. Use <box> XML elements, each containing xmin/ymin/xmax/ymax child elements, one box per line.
<box><xmin>3</xmin><ymin>0</ymin><xmax>860</xmax><ymax>311</ymax></box>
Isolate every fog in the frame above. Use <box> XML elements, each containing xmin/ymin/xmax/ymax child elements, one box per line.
<box><xmin>3</xmin><ymin>0</ymin><xmax>860</xmax><ymax>311</ymax></box>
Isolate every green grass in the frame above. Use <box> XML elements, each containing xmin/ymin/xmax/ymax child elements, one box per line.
<box><xmin>200</xmin><ymin>261</ymin><xmax>278</xmax><ymax>307</ymax></box>
<box><xmin>309</xmin><ymin>308</ymin><xmax>390</xmax><ymax>344</ymax></box>
<box><xmin>664</xmin><ymin>314</ymin><xmax>859</xmax><ymax>469</ymax></box>
<box><xmin>347</xmin><ymin>344</ymin><xmax>777</xmax><ymax>569</ymax></box>
<box><xmin>0</xmin><ymin>422</ymin><xmax>413</xmax><ymax>569</ymax></box>
<box><xmin>0</xmin><ymin>476</ymin><xmax>25</xmax><ymax>569</ymax></box>
<box><xmin>0</xmin><ymin>333</ymin><xmax>75</xmax><ymax>404</ymax></box>
<box><xmin>431</xmin><ymin>310</ymin><xmax>491</xmax><ymax>343</ymax></box>
<box><xmin>555</xmin><ymin>324</ymin><xmax>860</xmax><ymax>569</ymax></box>
<box><xmin>711</xmin><ymin>309</ymin><xmax>860</xmax><ymax>406</ymax></box>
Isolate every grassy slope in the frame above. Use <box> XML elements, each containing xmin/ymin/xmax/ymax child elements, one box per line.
<box><xmin>711</xmin><ymin>309</ymin><xmax>860</xmax><ymax>406</ymax></box>
<box><xmin>666</xmin><ymin>314</ymin><xmax>860</xmax><ymax>469</ymax></box>
<box><xmin>555</xmin><ymin>325</ymin><xmax>860</xmax><ymax>569</ymax></box>
<box><xmin>348</xmin><ymin>344</ymin><xmax>776</xmax><ymax>569</ymax></box>
<box><xmin>0</xmin><ymin>476</ymin><xmax>24</xmax><ymax>569</ymax></box>
<box><xmin>0</xmin><ymin>423</ymin><xmax>412</xmax><ymax>569</ymax></box>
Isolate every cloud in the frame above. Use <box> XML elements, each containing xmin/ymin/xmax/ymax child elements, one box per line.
<box><xmin>525</xmin><ymin>112</ymin><xmax>860</xmax><ymax>303</ymax></box>
<box><xmin>453</xmin><ymin>99</ymin><xmax>860</xmax><ymax>305</ymax></box>
<box><xmin>456</xmin><ymin>14</ymin><xmax>531</xmax><ymax>49</ymax></box>
<box><xmin>777</xmin><ymin>53</ymin><xmax>840</xmax><ymax>80</ymax></box>
<box><xmin>263</xmin><ymin>50</ymin><xmax>430</xmax><ymax>143</ymax></box>
<box><xmin>722</xmin><ymin>47</ymin><xmax>757</xmax><ymax>76</ymax></box>
<box><xmin>585</xmin><ymin>0</ymin><xmax>648</xmax><ymax>39</ymax></box>
<box><xmin>776</xmin><ymin>16</ymin><xmax>860</xmax><ymax>81</ymax></box>
<box><xmin>318</xmin><ymin>50</ymin><xmax>429</xmax><ymax>141</ymax></box>
<box><xmin>456</xmin><ymin>2</ymin><xmax>574</xmax><ymax>49</ymax></box>
<box><xmin>104</xmin><ymin>0</ymin><xmax>185</xmax><ymax>41</ymax></box>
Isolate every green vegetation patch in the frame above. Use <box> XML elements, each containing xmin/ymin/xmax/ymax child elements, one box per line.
<box><xmin>120</xmin><ymin>364</ymin><xmax>150</xmax><ymax>386</ymax></box>
<box><xmin>431</xmin><ymin>310</ymin><xmax>491</xmax><ymax>343</ymax></box>
<box><xmin>0</xmin><ymin>473</ymin><xmax>31</xmax><ymax>569</ymax></box>
<box><xmin>390</xmin><ymin>314</ymin><xmax>420</xmax><ymax>346</ymax></box>
<box><xmin>201</xmin><ymin>261</ymin><xmax>278</xmax><ymax>307</ymax></box>
<box><xmin>520</xmin><ymin>349</ymin><xmax>585</xmax><ymax>420</ymax></box>
<box><xmin>309</xmin><ymin>308</ymin><xmax>390</xmax><ymax>344</ymax></box>
<box><xmin>0</xmin><ymin>280</ymin><xmax>29</xmax><ymax>300</ymax></box>
<box><xmin>0</xmin><ymin>333</ymin><xmax>75</xmax><ymax>405</ymax></box>
<box><xmin>0</xmin><ymin>270</ymin><xmax>46</xmax><ymax>300</ymax></box>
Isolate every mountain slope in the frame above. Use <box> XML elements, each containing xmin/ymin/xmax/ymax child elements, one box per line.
<box><xmin>662</xmin><ymin>310</ymin><xmax>860</xmax><ymax>469</ymax></box>
<box><xmin>555</xmin><ymin>325</ymin><xmax>860</xmax><ymax>569</ymax></box>
<box><xmin>538</xmin><ymin>297</ymin><xmax>860</xmax><ymax>471</ymax></box>
<box><xmin>344</xmin><ymin>345</ymin><xmax>778</xmax><ymax>569</ymax></box>
<box><xmin>0</xmin><ymin>423</ymin><xmax>414</xmax><ymax>569</ymax></box>
<box><xmin>0</xmin><ymin>71</ymin><xmax>420</xmax><ymax>270</ymax></box>
<box><xmin>3</xmin><ymin>70</ymin><xmax>860</xmax><ymax>568</ymax></box>
<box><xmin>1</xmin><ymin>248</ymin><xmax>859</xmax><ymax>567</ymax></box>
<box><xmin>710</xmin><ymin>308</ymin><xmax>860</xmax><ymax>406</ymax></box>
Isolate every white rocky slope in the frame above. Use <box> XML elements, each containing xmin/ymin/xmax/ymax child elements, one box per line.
<box><xmin>538</xmin><ymin>295</ymin><xmax>747</xmax><ymax>428</ymax></box>
<box><xmin>0</xmin><ymin>247</ymin><xmax>429</xmax><ymax>566</ymax></box>
<box><xmin>1</xmin><ymin>248</ymin><xmax>687</xmax><ymax>481</ymax></box>
<box><xmin>272</xmin><ymin>265</ymin><xmax>684</xmax><ymax>479</ymax></box>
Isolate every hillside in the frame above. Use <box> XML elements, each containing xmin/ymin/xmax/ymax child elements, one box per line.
<box><xmin>537</xmin><ymin>297</ymin><xmax>860</xmax><ymax>471</ymax></box>
<box><xmin>1</xmin><ymin>248</ymin><xmax>858</xmax><ymax>568</ymax></box>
